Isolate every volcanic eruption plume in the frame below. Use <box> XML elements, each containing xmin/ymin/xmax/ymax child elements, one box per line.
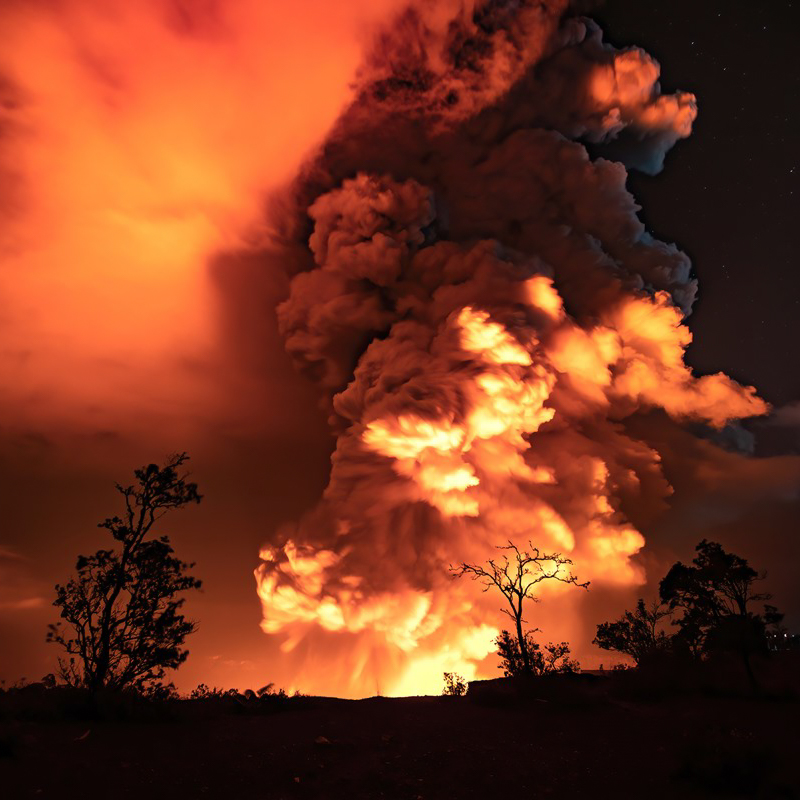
<box><xmin>255</xmin><ymin>0</ymin><xmax>768</xmax><ymax>697</ymax></box>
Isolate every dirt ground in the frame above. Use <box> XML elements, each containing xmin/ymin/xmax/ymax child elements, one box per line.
<box><xmin>1</xmin><ymin>679</ymin><xmax>797</xmax><ymax>799</ymax></box>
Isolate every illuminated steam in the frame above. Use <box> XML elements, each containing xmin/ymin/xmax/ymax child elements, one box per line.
<box><xmin>256</xmin><ymin>1</ymin><xmax>766</xmax><ymax>697</ymax></box>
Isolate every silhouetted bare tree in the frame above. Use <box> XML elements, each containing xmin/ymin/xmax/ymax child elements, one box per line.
<box><xmin>593</xmin><ymin>599</ymin><xmax>673</xmax><ymax>665</ymax></box>
<box><xmin>47</xmin><ymin>453</ymin><xmax>202</xmax><ymax>693</ymax></box>
<box><xmin>451</xmin><ymin>542</ymin><xmax>588</xmax><ymax>675</ymax></box>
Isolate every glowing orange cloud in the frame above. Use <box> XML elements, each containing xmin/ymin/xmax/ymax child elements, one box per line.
<box><xmin>0</xmin><ymin>0</ymin><xmax>402</xmax><ymax>440</ymax></box>
<box><xmin>256</xmin><ymin>159</ymin><xmax>768</xmax><ymax>697</ymax></box>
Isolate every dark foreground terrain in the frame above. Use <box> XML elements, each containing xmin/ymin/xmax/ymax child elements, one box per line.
<box><xmin>1</xmin><ymin>670</ymin><xmax>798</xmax><ymax>800</ymax></box>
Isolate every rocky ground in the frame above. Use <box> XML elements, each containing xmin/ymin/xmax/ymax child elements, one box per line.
<box><xmin>1</xmin><ymin>673</ymin><xmax>798</xmax><ymax>799</ymax></box>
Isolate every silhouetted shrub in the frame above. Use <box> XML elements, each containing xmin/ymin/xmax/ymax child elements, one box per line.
<box><xmin>609</xmin><ymin>650</ymin><xmax>705</xmax><ymax>701</ymax></box>
<box><xmin>442</xmin><ymin>672</ymin><xmax>468</xmax><ymax>696</ymax></box>
<box><xmin>496</xmin><ymin>630</ymin><xmax>580</xmax><ymax>677</ymax></box>
<box><xmin>91</xmin><ymin>687</ymin><xmax>180</xmax><ymax>721</ymax></box>
<box><xmin>189</xmin><ymin>683</ymin><xmax>238</xmax><ymax>700</ymax></box>
<box><xmin>594</xmin><ymin>599</ymin><xmax>672</xmax><ymax>664</ymax></box>
<box><xmin>0</xmin><ymin>683</ymin><xmax>90</xmax><ymax>721</ymax></box>
<box><xmin>0</xmin><ymin>679</ymin><xmax>307</xmax><ymax>725</ymax></box>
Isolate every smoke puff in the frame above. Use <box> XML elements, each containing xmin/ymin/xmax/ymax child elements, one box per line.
<box><xmin>359</xmin><ymin>0</ymin><xmax>573</xmax><ymax>122</ymax></box>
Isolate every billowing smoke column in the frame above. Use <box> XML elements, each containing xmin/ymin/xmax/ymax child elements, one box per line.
<box><xmin>255</xmin><ymin>1</ymin><xmax>767</xmax><ymax>697</ymax></box>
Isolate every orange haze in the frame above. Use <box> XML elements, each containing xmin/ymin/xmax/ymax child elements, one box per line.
<box><xmin>0</xmin><ymin>0</ymin><xmax>399</xmax><ymax>440</ymax></box>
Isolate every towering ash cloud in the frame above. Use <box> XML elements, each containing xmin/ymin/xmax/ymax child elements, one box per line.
<box><xmin>255</xmin><ymin>1</ymin><xmax>767</xmax><ymax>697</ymax></box>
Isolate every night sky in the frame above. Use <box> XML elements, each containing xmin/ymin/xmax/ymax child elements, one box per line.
<box><xmin>594</xmin><ymin>0</ymin><xmax>800</xmax><ymax>408</ymax></box>
<box><xmin>1</xmin><ymin>0</ymin><xmax>798</xmax><ymax>694</ymax></box>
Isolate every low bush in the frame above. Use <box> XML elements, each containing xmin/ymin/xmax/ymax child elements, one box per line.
<box><xmin>442</xmin><ymin>672</ymin><xmax>468</xmax><ymax>696</ymax></box>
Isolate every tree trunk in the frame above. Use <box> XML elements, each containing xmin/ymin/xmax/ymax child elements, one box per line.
<box><xmin>741</xmin><ymin>650</ymin><xmax>759</xmax><ymax>695</ymax></box>
<box><xmin>515</xmin><ymin>614</ymin><xmax>531</xmax><ymax>675</ymax></box>
<box><xmin>90</xmin><ymin>559</ymin><xmax>129</xmax><ymax>693</ymax></box>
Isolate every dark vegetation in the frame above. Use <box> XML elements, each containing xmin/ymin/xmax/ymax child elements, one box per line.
<box><xmin>451</xmin><ymin>541</ymin><xmax>588</xmax><ymax>678</ymax></box>
<box><xmin>47</xmin><ymin>454</ymin><xmax>202</xmax><ymax>696</ymax></box>
<box><xmin>441</xmin><ymin>672</ymin><xmax>467</xmax><ymax>696</ymax></box>
<box><xmin>593</xmin><ymin>598</ymin><xmax>672</xmax><ymax>665</ymax></box>
<box><xmin>594</xmin><ymin>539</ymin><xmax>788</xmax><ymax>694</ymax></box>
<box><xmin>2</xmin><ymin>462</ymin><xmax>796</xmax><ymax>797</ymax></box>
